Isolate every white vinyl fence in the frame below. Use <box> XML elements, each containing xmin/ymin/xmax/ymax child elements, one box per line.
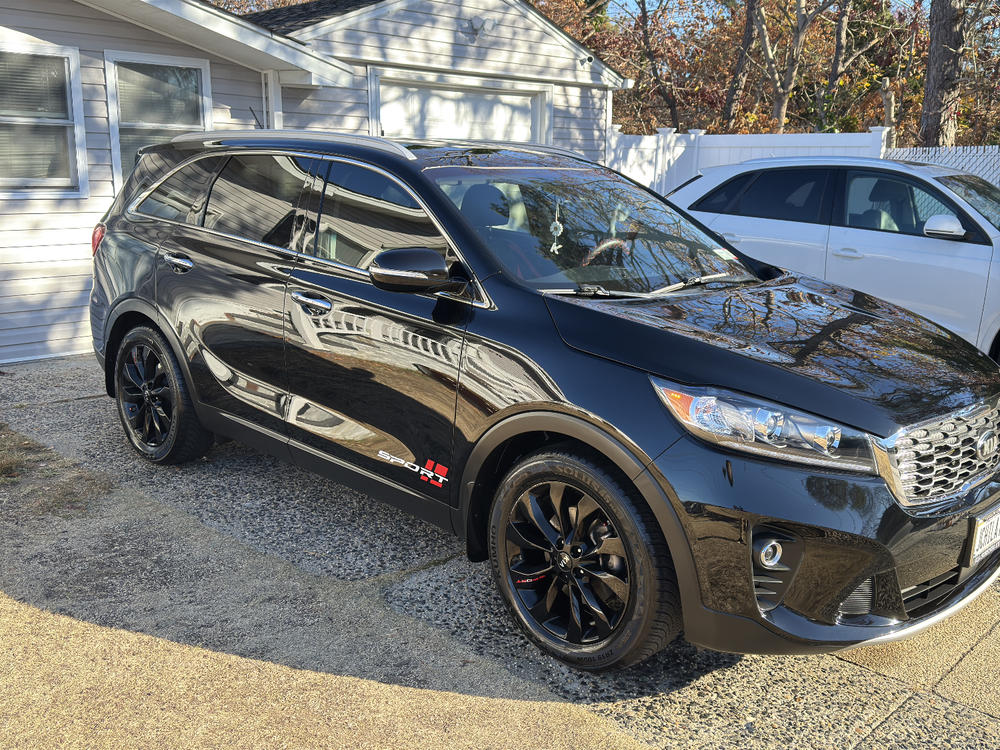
<box><xmin>886</xmin><ymin>146</ymin><xmax>1000</xmax><ymax>188</ymax></box>
<box><xmin>605</xmin><ymin>126</ymin><xmax>891</xmax><ymax>193</ymax></box>
<box><xmin>605</xmin><ymin>127</ymin><xmax>1000</xmax><ymax>193</ymax></box>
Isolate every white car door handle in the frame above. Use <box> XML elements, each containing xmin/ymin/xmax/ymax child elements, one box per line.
<box><xmin>832</xmin><ymin>247</ymin><xmax>865</xmax><ymax>259</ymax></box>
<box><xmin>721</xmin><ymin>232</ymin><xmax>741</xmax><ymax>243</ymax></box>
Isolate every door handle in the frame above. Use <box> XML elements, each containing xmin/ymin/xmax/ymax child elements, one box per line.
<box><xmin>721</xmin><ymin>232</ymin><xmax>741</xmax><ymax>243</ymax></box>
<box><xmin>832</xmin><ymin>247</ymin><xmax>865</xmax><ymax>259</ymax></box>
<box><xmin>163</xmin><ymin>252</ymin><xmax>194</xmax><ymax>273</ymax></box>
<box><xmin>290</xmin><ymin>290</ymin><xmax>332</xmax><ymax>315</ymax></box>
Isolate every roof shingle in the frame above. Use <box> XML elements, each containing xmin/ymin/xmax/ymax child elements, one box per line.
<box><xmin>244</xmin><ymin>0</ymin><xmax>383</xmax><ymax>34</ymax></box>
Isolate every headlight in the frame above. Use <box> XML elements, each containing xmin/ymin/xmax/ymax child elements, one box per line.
<box><xmin>652</xmin><ymin>378</ymin><xmax>876</xmax><ymax>473</ymax></box>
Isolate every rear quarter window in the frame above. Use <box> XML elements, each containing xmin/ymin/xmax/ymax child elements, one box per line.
<box><xmin>135</xmin><ymin>155</ymin><xmax>225</xmax><ymax>225</ymax></box>
<box><xmin>690</xmin><ymin>172</ymin><xmax>753</xmax><ymax>213</ymax></box>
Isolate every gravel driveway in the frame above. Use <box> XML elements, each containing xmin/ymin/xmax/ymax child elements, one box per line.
<box><xmin>2</xmin><ymin>355</ymin><xmax>999</xmax><ymax>748</ymax></box>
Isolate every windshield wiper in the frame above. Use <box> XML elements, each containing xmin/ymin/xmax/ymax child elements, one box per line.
<box><xmin>649</xmin><ymin>272</ymin><xmax>755</xmax><ymax>296</ymax></box>
<box><xmin>540</xmin><ymin>285</ymin><xmax>651</xmax><ymax>299</ymax></box>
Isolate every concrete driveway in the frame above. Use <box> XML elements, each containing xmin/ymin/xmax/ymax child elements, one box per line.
<box><xmin>1</xmin><ymin>355</ymin><xmax>999</xmax><ymax>749</ymax></box>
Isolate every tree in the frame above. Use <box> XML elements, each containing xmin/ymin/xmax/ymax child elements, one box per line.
<box><xmin>753</xmin><ymin>0</ymin><xmax>838</xmax><ymax>132</ymax></box>
<box><xmin>722</xmin><ymin>0</ymin><xmax>760</xmax><ymax>127</ymax></box>
<box><xmin>920</xmin><ymin>0</ymin><xmax>973</xmax><ymax>144</ymax></box>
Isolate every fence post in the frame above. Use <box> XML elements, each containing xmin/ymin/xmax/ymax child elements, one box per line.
<box><xmin>688</xmin><ymin>129</ymin><xmax>706</xmax><ymax>176</ymax></box>
<box><xmin>868</xmin><ymin>126</ymin><xmax>889</xmax><ymax>158</ymax></box>
<box><xmin>655</xmin><ymin>127</ymin><xmax>676</xmax><ymax>194</ymax></box>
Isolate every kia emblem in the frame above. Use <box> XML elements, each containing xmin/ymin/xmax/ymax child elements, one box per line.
<box><xmin>977</xmin><ymin>430</ymin><xmax>999</xmax><ymax>461</ymax></box>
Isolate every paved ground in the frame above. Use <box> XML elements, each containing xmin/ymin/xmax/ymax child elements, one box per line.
<box><xmin>1</xmin><ymin>354</ymin><xmax>999</xmax><ymax>749</ymax></box>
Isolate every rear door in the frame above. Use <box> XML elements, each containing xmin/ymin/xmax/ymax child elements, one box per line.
<box><xmin>825</xmin><ymin>169</ymin><xmax>992</xmax><ymax>345</ymax></box>
<box><xmin>694</xmin><ymin>167</ymin><xmax>833</xmax><ymax>279</ymax></box>
<box><xmin>283</xmin><ymin>158</ymin><xmax>470</xmax><ymax>503</ymax></box>
<box><xmin>155</xmin><ymin>151</ymin><xmax>321</xmax><ymax>438</ymax></box>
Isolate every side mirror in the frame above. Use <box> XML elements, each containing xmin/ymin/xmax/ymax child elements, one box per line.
<box><xmin>369</xmin><ymin>248</ymin><xmax>468</xmax><ymax>294</ymax></box>
<box><xmin>923</xmin><ymin>214</ymin><xmax>967</xmax><ymax>240</ymax></box>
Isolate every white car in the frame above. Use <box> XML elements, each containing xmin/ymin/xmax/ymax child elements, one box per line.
<box><xmin>669</xmin><ymin>156</ymin><xmax>1000</xmax><ymax>356</ymax></box>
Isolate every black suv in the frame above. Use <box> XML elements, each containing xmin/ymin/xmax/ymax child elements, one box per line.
<box><xmin>91</xmin><ymin>131</ymin><xmax>1000</xmax><ymax>670</ymax></box>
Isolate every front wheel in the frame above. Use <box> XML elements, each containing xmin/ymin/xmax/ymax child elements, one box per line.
<box><xmin>113</xmin><ymin>326</ymin><xmax>213</xmax><ymax>464</ymax></box>
<box><xmin>488</xmin><ymin>448</ymin><xmax>682</xmax><ymax>670</ymax></box>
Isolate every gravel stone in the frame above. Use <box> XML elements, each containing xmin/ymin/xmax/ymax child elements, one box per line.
<box><xmin>2</xmin><ymin>355</ymin><xmax>461</xmax><ymax>579</ymax></box>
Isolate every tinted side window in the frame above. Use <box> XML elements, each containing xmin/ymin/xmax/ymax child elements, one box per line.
<box><xmin>135</xmin><ymin>155</ymin><xmax>224</xmax><ymax>224</ymax></box>
<box><xmin>844</xmin><ymin>171</ymin><xmax>960</xmax><ymax>236</ymax></box>
<box><xmin>309</xmin><ymin>162</ymin><xmax>448</xmax><ymax>269</ymax></box>
<box><xmin>733</xmin><ymin>168</ymin><xmax>829</xmax><ymax>223</ymax></box>
<box><xmin>204</xmin><ymin>154</ymin><xmax>316</xmax><ymax>249</ymax></box>
<box><xmin>690</xmin><ymin>172</ymin><xmax>753</xmax><ymax>213</ymax></box>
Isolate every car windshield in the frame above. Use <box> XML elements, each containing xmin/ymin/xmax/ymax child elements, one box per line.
<box><xmin>429</xmin><ymin>165</ymin><xmax>757</xmax><ymax>295</ymax></box>
<box><xmin>938</xmin><ymin>174</ymin><xmax>1000</xmax><ymax>232</ymax></box>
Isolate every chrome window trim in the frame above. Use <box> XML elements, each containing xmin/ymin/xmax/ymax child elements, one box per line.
<box><xmin>126</xmin><ymin>148</ymin><xmax>493</xmax><ymax>309</ymax></box>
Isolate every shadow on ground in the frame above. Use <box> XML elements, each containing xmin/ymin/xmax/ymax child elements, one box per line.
<box><xmin>5</xmin><ymin>357</ymin><xmax>996</xmax><ymax>749</ymax></box>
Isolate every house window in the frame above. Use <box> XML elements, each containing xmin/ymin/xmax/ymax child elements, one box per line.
<box><xmin>106</xmin><ymin>52</ymin><xmax>212</xmax><ymax>184</ymax></box>
<box><xmin>0</xmin><ymin>44</ymin><xmax>87</xmax><ymax>196</ymax></box>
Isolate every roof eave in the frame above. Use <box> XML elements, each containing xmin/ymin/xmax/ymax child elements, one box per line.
<box><xmin>75</xmin><ymin>0</ymin><xmax>356</xmax><ymax>86</ymax></box>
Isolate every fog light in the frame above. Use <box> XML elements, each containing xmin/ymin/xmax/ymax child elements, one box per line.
<box><xmin>755</xmin><ymin>539</ymin><xmax>783</xmax><ymax>569</ymax></box>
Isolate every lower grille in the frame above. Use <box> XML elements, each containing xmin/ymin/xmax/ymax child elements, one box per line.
<box><xmin>837</xmin><ymin>578</ymin><xmax>873</xmax><ymax>617</ymax></box>
<box><xmin>901</xmin><ymin>567</ymin><xmax>962</xmax><ymax>618</ymax></box>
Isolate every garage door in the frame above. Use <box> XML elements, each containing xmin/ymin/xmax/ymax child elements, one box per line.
<box><xmin>378</xmin><ymin>82</ymin><xmax>538</xmax><ymax>142</ymax></box>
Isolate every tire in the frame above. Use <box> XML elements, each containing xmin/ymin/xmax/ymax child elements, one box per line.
<box><xmin>488</xmin><ymin>448</ymin><xmax>682</xmax><ymax>670</ymax></box>
<box><xmin>113</xmin><ymin>325</ymin><xmax>213</xmax><ymax>464</ymax></box>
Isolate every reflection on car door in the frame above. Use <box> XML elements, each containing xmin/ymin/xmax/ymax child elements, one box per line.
<box><xmin>825</xmin><ymin>169</ymin><xmax>992</xmax><ymax>345</ymax></box>
<box><xmin>702</xmin><ymin>167</ymin><xmax>833</xmax><ymax>278</ymax></box>
<box><xmin>283</xmin><ymin>159</ymin><xmax>470</xmax><ymax>505</ymax></box>
<box><xmin>156</xmin><ymin>152</ymin><xmax>322</xmax><ymax>439</ymax></box>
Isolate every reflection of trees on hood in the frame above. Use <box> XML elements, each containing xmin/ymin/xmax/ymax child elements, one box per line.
<box><xmin>678</xmin><ymin>280</ymin><xmax>995</xmax><ymax>416</ymax></box>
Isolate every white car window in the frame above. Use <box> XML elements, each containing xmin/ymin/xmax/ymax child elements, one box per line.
<box><xmin>844</xmin><ymin>171</ymin><xmax>959</xmax><ymax>237</ymax></box>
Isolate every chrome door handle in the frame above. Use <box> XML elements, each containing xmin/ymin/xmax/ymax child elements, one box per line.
<box><xmin>832</xmin><ymin>247</ymin><xmax>865</xmax><ymax>259</ymax></box>
<box><xmin>290</xmin><ymin>290</ymin><xmax>332</xmax><ymax>315</ymax></box>
<box><xmin>163</xmin><ymin>252</ymin><xmax>194</xmax><ymax>272</ymax></box>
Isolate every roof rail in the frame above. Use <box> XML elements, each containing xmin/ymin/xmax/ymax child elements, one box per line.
<box><xmin>390</xmin><ymin>137</ymin><xmax>586</xmax><ymax>160</ymax></box>
<box><xmin>170</xmin><ymin>129</ymin><xmax>418</xmax><ymax>160</ymax></box>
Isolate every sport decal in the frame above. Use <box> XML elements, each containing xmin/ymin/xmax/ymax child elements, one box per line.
<box><xmin>377</xmin><ymin>450</ymin><xmax>449</xmax><ymax>487</ymax></box>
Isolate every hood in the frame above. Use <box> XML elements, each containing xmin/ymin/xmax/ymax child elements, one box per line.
<box><xmin>544</xmin><ymin>275</ymin><xmax>1000</xmax><ymax>437</ymax></box>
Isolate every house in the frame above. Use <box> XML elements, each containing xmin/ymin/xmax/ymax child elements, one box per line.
<box><xmin>0</xmin><ymin>0</ymin><xmax>627</xmax><ymax>363</ymax></box>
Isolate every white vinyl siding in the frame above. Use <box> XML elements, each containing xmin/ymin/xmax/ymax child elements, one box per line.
<box><xmin>0</xmin><ymin>0</ymin><xmax>264</xmax><ymax>363</ymax></box>
<box><xmin>105</xmin><ymin>50</ymin><xmax>213</xmax><ymax>186</ymax></box>
<box><xmin>295</xmin><ymin>0</ymin><xmax>615</xmax><ymax>162</ymax></box>
<box><xmin>0</xmin><ymin>40</ymin><xmax>88</xmax><ymax>199</ymax></box>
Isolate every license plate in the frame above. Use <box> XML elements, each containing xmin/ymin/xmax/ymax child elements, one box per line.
<box><xmin>969</xmin><ymin>504</ymin><xmax>1000</xmax><ymax>566</ymax></box>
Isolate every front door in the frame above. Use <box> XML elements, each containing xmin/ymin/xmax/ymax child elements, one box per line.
<box><xmin>283</xmin><ymin>158</ymin><xmax>470</xmax><ymax>502</ymax></box>
<box><xmin>825</xmin><ymin>169</ymin><xmax>993</xmax><ymax>345</ymax></box>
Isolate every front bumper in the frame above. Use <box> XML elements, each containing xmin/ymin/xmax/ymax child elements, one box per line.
<box><xmin>649</xmin><ymin>435</ymin><xmax>1000</xmax><ymax>654</ymax></box>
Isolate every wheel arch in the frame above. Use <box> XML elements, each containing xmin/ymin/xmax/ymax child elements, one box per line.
<box><xmin>456</xmin><ymin>413</ymin><xmax>697</xmax><ymax>607</ymax></box>
<box><xmin>102</xmin><ymin>299</ymin><xmax>193</xmax><ymax>402</ymax></box>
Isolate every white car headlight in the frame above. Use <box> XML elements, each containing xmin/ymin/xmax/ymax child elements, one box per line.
<box><xmin>652</xmin><ymin>378</ymin><xmax>877</xmax><ymax>474</ymax></box>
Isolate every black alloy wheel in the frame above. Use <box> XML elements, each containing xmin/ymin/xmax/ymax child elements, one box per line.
<box><xmin>119</xmin><ymin>342</ymin><xmax>172</xmax><ymax>448</ymax></box>
<box><xmin>113</xmin><ymin>326</ymin><xmax>213</xmax><ymax>464</ymax></box>
<box><xmin>489</xmin><ymin>449</ymin><xmax>682</xmax><ymax>671</ymax></box>
<box><xmin>504</xmin><ymin>480</ymin><xmax>631</xmax><ymax>644</ymax></box>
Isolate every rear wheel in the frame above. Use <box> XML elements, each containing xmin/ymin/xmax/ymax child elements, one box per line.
<box><xmin>114</xmin><ymin>326</ymin><xmax>212</xmax><ymax>464</ymax></box>
<box><xmin>488</xmin><ymin>448</ymin><xmax>682</xmax><ymax>670</ymax></box>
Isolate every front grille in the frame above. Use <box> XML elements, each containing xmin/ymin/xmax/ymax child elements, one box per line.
<box><xmin>901</xmin><ymin>566</ymin><xmax>961</xmax><ymax>618</ymax></box>
<box><xmin>890</xmin><ymin>399</ymin><xmax>1000</xmax><ymax>506</ymax></box>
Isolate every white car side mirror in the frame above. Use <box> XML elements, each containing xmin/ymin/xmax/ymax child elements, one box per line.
<box><xmin>923</xmin><ymin>214</ymin><xmax>967</xmax><ymax>240</ymax></box>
